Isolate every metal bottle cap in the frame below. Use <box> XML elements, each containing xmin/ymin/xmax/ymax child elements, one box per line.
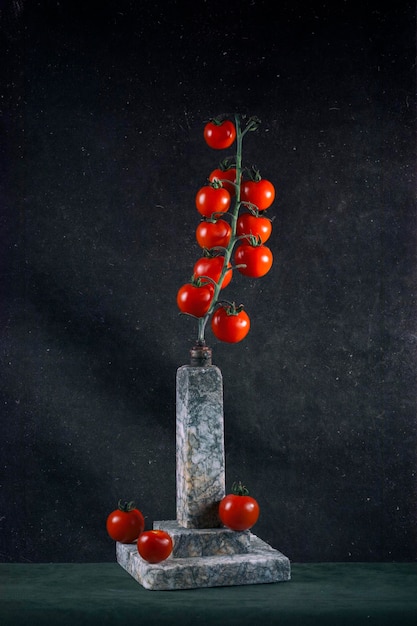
<box><xmin>190</xmin><ymin>344</ymin><xmax>212</xmax><ymax>366</ymax></box>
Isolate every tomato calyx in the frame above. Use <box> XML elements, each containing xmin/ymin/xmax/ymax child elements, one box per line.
<box><xmin>191</xmin><ymin>273</ymin><xmax>217</xmax><ymax>290</ymax></box>
<box><xmin>219</xmin><ymin>157</ymin><xmax>236</xmax><ymax>170</ymax></box>
<box><xmin>215</xmin><ymin>156</ymin><xmax>237</xmax><ymax>172</ymax></box>
<box><xmin>208</xmin><ymin>178</ymin><xmax>224</xmax><ymax>190</ymax></box>
<box><xmin>200</xmin><ymin>248</ymin><xmax>223</xmax><ymax>259</ymax></box>
<box><xmin>244</xmin><ymin>165</ymin><xmax>263</xmax><ymax>182</ymax></box>
<box><xmin>236</xmin><ymin>233</ymin><xmax>263</xmax><ymax>247</ymax></box>
<box><xmin>216</xmin><ymin>301</ymin><xmax>245</xmax><ymax>316</ymax></box>
<box><xmin>202</xmin><ymin>245</ymin><xmax>229</xmax><ymax>256</ymax></box>
<box><xmin>243</xmin><ymin>205</ymin><xmax>261</xmax><ymax>218</ymax></box>
<box><xmin>205</xmin><ymin>211</ymin><xmax>233</xmax><ymax>223</ymax></box>
<box><xmin>199</xmin><ymin>214</ymin><xmax>223</xmax><ymax>225</ymax></box>
<box><xmin>204</xmin><ymin>114</ymin><xmax>230</xmax><ymax>126</ymax></box>
<box><xmin>242</xmin><ymin>205</ymin><xmax>273</xmax><ymax>220</ymax></box>
<box><xmin>231</xmin><ymin>481</ymin><xmax>250</xmax><ymax>496</ymax></box>
<box><xmin>118</xmin><ymin>500</ymin><xmax>137</xmax><ymax>513</ymax></box>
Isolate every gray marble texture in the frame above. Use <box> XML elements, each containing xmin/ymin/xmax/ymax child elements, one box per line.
<box><xmin>176</xmin><ymin>365</ymin><xmax>226</xmax><ymax>528</ymax></box>
<box><xmin>116</xmin><ymin>364</ymin><xmax>291</xmax><ymax>590</ymax></box>
<box><xmin>153</xmin><ymin>520</ymin><xmax>250</xmax><ymax>557</ymax></box>
<box><xmin>116</xmin><ymin>531</ymin><xmax>291</xmax><ymax>590</ymax></box>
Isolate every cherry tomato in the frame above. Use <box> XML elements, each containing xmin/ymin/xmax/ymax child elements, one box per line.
<box><xmin>234</xmin><ymin>243</ymin><xmax>273</xmax><ymax>278</ymax></box>
<box><xmin>195</xmin><ymin>184</ymin><xmax>231</xmax><ymax>218</ymax></box>
<box><xmin>193</xmin><ymin>255</ymin><xmax>232</xmax><ymax>289</ymax></box>
<box><xmin>219</xmin><ymin>482</ymin><xmax>260</xmax><ymax>531</ymax></box>
<box><xmin>236</xmin><ymin>213</ymin><xmax>272</xmax><ymax>244</ymax></box>
<box><xmin>137</xmin><ymin>530</ymin><xmax>173</xmax><ymax>564</ymax></box>
<box><xmin>204</xmin><ymin>119</ymin><xmax>236</xmax><ymax>150</ymax></box>
<box><xmin>196</xmin><ymin>219</ymin><xmax>232</xmax><ymax>250</ymax></box>
<box><xmin>211</xmin><ymin>304</ymin><xmax>250</xmax><ymax>343</ymax></box>
<box><xmin>177</xmin><ymin>281</ymin><xmax>214</xmax><ymax>317</ymax></box>
<box><xmin>209</xmin><ymin>167</ymin><xmax>237</xmax><ymax>196</ymax></box>
<box><xmin>241</xmin><ymin>178</ymin><xmax>275</xmax><ymax>211</ymax></box>
<box><xmin>106</xmin><ymin>500</ymin><xmax>145</xmax><ymax>543</ymax></box>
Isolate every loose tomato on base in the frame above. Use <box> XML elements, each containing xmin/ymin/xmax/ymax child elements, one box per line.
<box><xmin>137</xmin><ymin>530</ymin><xmax>173</xmax><ymax>563</ymax></box>
<box><xmin>219</xmin><ymin>482</ymin><xmax>260</xmax><ymax>531</ymax></box>
<box><xmin>106</xmin><ymin>500</ymin><xmax>145</xmax><ymax>544</ymax></box>
<box><xmin>211</xmin><ymin>303</ymin><xmax>250</xmax><ymax>343</ymax></box>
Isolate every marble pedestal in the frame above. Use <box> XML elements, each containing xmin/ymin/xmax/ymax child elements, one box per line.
<box><xmin>116</xmin><ymin>523</ymin><xmax>291</xmax><ymax>590</ymax></box>
<box><xmin>116</xmin><ymin>358</ymin><xmax>290</xmax><ymax>590</ymax></box>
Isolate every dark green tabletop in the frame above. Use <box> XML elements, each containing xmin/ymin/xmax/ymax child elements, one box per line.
<box><xmin>1</xmin><ymin>562</ymin><xmax>416</xmax><ymax>625</ymax></box>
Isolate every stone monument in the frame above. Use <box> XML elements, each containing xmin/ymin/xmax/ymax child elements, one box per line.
<box><xmin>116</xmin><ymin>345</ymin><xmax>291</xmax><ymax>590</ymax></box>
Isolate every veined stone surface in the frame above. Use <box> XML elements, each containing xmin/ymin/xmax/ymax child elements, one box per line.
<box><xmin>176</xmin><ymin>365</ymin><xmax>225</xmax><ymax>528</ymax></box>
<box><xmin>116</xmin><ymin>530</ymin><xmax>291</xmax><ymax>591</ymax></box>
<box><xmin>153</xmin><ymin>520</ymin><xmax>250</xmax><ymax>557</ymax></box>
<box><xmin>116</xmin><ymin>360</ymin><xmax>291</xmax><ymax>590</ymax></box>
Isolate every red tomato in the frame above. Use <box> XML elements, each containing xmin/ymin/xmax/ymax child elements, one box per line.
<box><xmin>196</xmin><ymin>219</ymin><xmax>232</xmax><ymax>250</ymax></box>
<box><xmin>193</xmin><ymin>256</ymin><xmax>232</xmax><ymax>289</ymax></box>
<box><xmin>234</xmin><ymin>243</ymin><xmax>273</xmax><ymax>278</ymax></box>
<box><xmin>219</xmin><ymin>483</ymin><xmax>260</xmax><ymax>531</ymax></box>
<box><xmin>211</xmin><ymin>304</ymin><xmax>250</xmax><ymax>343</ymax></box>
<box><xmin>177</xmin><ymin>281</ymin><xmax>214</xmax><ymax>317</ymax></box>
<box><xmin>236</xmin><ymin>213</ymin><xmax>272</xmax><ymax>244</ymax></box>
<box><xmin>195</xmin><ymin>184</ymin><xmax>231</xmax><ymax>218</ymax></box>
<box><xmin>241</xmin><ymin>178</ymin><xmax>275</xmax><ymax>211</ymax></box>
<box><xmin>106</xmin><ymin>501</ymin><xmax>145</xmax><ymax>543</ymax></box>
<box><xmin>137</xmin><ymin>530</ymin><xmax>173</xmax><ymax>564</ymax></box>
<box><xmin>208</xmin><ymin>167</ymin><xmax>237</xmax><ymax>196</ymax></box>
<box><xmin>204</xmin><ymin>119</ymin><xmax>236</xmax><ymax>150</ymax></box>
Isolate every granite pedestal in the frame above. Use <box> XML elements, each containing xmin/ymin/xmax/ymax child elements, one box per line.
<box><xmin>116</xmin><ymin>357</ymin><xmax>291</xmax><ymax>590</ymax></box>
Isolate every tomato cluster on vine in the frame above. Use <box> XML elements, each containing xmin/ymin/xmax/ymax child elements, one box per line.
<box><xmin>177</xmin><ymin>114</ymin><xmax>276</xmax><ymax>345</ymax></box>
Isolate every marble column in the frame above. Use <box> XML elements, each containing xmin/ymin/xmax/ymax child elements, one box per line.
<box><xmin>116</xmin><ymin>347</ymin><xmax>291</xmax><ymax>590</ymax></box>
<box><xmin>176</xmin><ymin>362</ymin><xmax>225</xmax><ymax>528</ymax></box>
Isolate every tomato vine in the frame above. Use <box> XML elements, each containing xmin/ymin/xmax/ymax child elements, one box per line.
<box><xmin>177</xmin><ymin>113</ymin><xmax>276</xmax><ymax>345</ymax></box>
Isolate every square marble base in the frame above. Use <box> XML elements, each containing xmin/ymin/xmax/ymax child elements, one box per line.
<box><xmin>153</xmin><ymin>520</ymin><xmax>251</xmax><ymax>557</ymax></box>
<box><xmin>116</xmin><ymin>520</ymin><xmax>291</xmax><ymax>590</ymax></box>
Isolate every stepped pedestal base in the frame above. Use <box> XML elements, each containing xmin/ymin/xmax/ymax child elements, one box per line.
<box><xmin>116</xmin><ymin>520</ymin><xmax>291</xmax><ymax>590</ymax></box>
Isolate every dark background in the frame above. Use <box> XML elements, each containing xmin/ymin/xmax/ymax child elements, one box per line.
<box><xmin>0</xmin><ymin>0</ymin><xmax>415</xmax><ymax>564</ymax></box>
